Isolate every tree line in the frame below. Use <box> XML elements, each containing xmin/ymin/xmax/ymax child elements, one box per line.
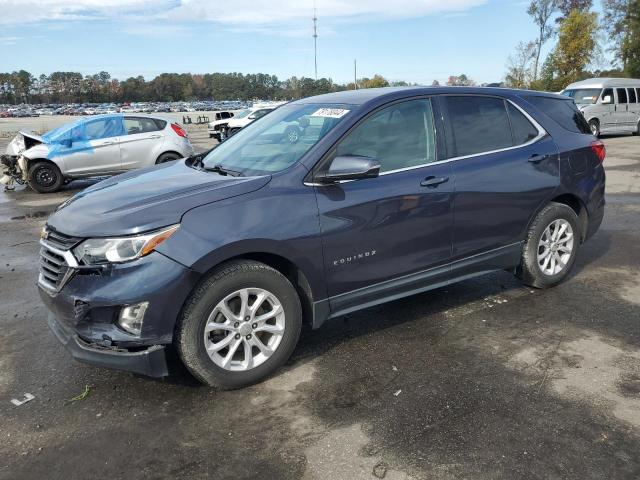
<box><xmin>0</xmin><ymin>71</ymin><xmax>406</xmax><ymax>105</ymax></box>
<box><xmin>505</xmin><ymin>0</ymin><xmax>640</xmax><ymax>90</ymax></box>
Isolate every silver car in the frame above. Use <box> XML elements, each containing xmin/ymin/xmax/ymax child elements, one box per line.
<box><xmin>563</xmin><ymin>77</ymin><xmax>640</xmax><ymax>137</ymax></box>
<box><xmin>3</xmin><ymin>114</ymin><xmax>194</xmax><ymax>193</ymax></box>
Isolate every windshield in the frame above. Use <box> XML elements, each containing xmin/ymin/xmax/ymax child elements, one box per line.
<box><xmin>201</xmin><ymin>103</ymin><xmax>354</xmax><ymax>176</ymax></box>
<box><xmin>232</xmin><ymin>109</ymin><xmax>252</xmax><ymax>119</ymax></box>
<box><xmin>563</xmin><ymin>88</ymin><xmax>602</xmax><ymax>105</ymax></box>
<box><xmin>42</xmin><ymin>118</ymin><xmax>84</xmax><ymax>142</ymax></box>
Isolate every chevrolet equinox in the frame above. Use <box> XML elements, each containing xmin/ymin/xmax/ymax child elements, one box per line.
<box><xmin>38</xmin><ymin>87</ymin><xmax>606</xmax><ymax>388</ymax></box>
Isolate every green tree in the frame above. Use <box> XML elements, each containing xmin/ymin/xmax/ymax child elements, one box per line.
<box><xmin>622</xmin><ymin>0</ymin><xmax>640</xmax><ymax>76</ymax></box>
<box><xmin>553</xmin><ymin>9</ymin><xmax>598</xmax><ymax>87</ymax></box>
<box><xmin>555</xmin><ymin>0</ymin><xmax>593</xmax><ymax>22</ymax></box>
<box><xmin>446</xmin><ymin>74</ymin><xmax>475</xmax><ymax>86</ymax></box>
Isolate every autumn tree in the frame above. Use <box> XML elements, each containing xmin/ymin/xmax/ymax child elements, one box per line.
<box><xmin>446</xmin><ymin>74</ymin><xmax>475</xmax><ymax>86</ymax></box>
<box><xmin>555</xmin><ymin>0</ymin><xmax>593</xmax><ymax>22</ymax></box>
<box><xmin>553</xmin><ymin>9</ymin><xmax>598</xmax><ymax>86</ymax></box>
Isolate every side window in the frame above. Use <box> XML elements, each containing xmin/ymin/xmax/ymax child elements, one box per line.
<box><xmin>253</xmin><ymin>109</ymin><xmax>271</xmax><ymax>119</ymax></box>
<box><xmin>602</xmin><ymin>88</ymin><xmax>614</xmax><ymax>103</ymax></box>
<box><xmin>629</xmin><ymin>88</ymin><xmax>637</xmax><ymax>104</ymax></box>
<box><xmin>336</xmin><ymin>99</ymin><xmax>436</xmax><ymax>173</ymax></box>
<box><xmin>507</xmin><ymin>103</ymin><xmax>539</xmax><ymax>145</ymax></box>
<box><xmin>124</xmin><ymin>117</ymin><xmax>161</xmax><ymax>135</ymax></box>
<box><xmin>222</xmin><ymin>112</ymin><xmax>231</xmax><ymax>119</ymax></box>
<box><xmin>444</xmin><ymin>96</ymin><xmax>512</xmax><ymax>157</ymax></box>
<box><xmin>84</xmin><ymin>117</ymin><xmax>123</xmax><ymax>140</ymax></box>
<box><xmin>617</xmin><ymin>88</ymin><xmax>628</xmax><ymax>104</ymax></box>
<box><xmin>636</xmin><ymin>88</ymin><xmax>640</xmax><ymax>103</ymax></box>
<box><xmin>523</xmin><ymin>95</ymin><xmax>591</xmax><ymax>134</ymax></box>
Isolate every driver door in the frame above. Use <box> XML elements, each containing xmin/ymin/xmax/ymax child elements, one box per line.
<box><xmin>313</xmin><ymin>98</ymin><xmax>454</xmax><ymax>314</ymax></box>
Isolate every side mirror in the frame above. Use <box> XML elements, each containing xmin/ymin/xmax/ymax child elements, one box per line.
<box><xmin>59</xmin><ymin>138</ymin><xmax>72</xmax><ymax>148</ymax></box>
<box><xmin>602</xmin><ymin>95</ymin><xmax>613</xmax><ymax>105</ymax></box>
<box><xmin>315</xmin><ymin>155</ymin><xmax>380</xmax><ymax>183</ymax></box>
<box><xmin>248</xmin><ymin>114</ymin><xmax>256</xmax><ymax>120</ymax></box>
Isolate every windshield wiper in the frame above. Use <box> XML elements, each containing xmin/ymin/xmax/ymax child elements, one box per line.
<box><xmin>203</xmin><ymin>164</ymin><xmax>242</xmax><ymax>177</ymax></box>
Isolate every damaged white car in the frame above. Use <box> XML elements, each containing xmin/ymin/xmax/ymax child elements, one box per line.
<box><xmin>1</xmin><ymin>114</ymin><xmax>194</xmax><ymax>193</ymax></box>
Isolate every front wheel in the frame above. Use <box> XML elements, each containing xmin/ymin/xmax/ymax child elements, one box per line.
<box><xmin>517</xmin><ymin>202</ymin><xmax>580</xmax><ymax>289</ymax></box>
<box><xmin>27</xmin><ymin>161</ymin><xmax>64</xmax><ymax>193</ymax></box>
<box><xmin>176</xmin><ymin>260</ymin><xmax>302</xmax><ymax>389</ymax></box>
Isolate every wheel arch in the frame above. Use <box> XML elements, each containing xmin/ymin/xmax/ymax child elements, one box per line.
<box><xmin>526</xmin><ymin>193</ymin><xmax>589</xmax><ymax>244</ymax></box>
<box><xmin>155</xmin><ymin>151</ymin><xmax>183</xmax><ymax>164</ymax></box>
<box><xmin>185</xmin><ymin>250</ymin><xmax>318</xmax><ymax>329</ymax></box>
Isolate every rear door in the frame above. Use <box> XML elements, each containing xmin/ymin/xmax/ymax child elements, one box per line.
<box><xmin>614</xmin><ymin>87</ymin><xmax>635</xmax><ymax>131</ymax></box>
<box><xmin>314</xmin><ymin>98</ymin><xmax>454</xmax><ymax>311</ymax></box>
<box><xmin>61</xmin><ymin>116</ymin><xmax>123</xmax><ymax>176</ymax></box>
<box><xmin>441</xmin><ymin>95</ymin><xmax>559</xmax><ymax>267</ymax></box>
<box><xmin>119</xmin><ymin>117</ymin><xmax>166</xmax><ymax>170</ymax></box>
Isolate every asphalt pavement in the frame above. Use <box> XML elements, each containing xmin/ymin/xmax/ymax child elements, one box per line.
<box><xmin>0</xmin><ymin>130</ymin><xmax>639</xmax><ymax>480</ymax></box>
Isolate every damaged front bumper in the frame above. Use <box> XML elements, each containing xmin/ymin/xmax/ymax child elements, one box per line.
<box><xmin>38</xmin><ymin>250</ymin><xmax>200</xmax><ymax>377</ymax></box>
<box><xmin>46</xmin><ymin>312</ymin><xmax>169</xmax><ymax>377</ymax></box>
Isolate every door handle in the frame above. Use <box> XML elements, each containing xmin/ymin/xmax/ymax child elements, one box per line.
<box><xmin>149</xmin><ymin>134</ymin><xmax>161</xmax><ymax>139</ymax></box>
<box><xmin>420</xmin><ymin>176</ymin><xmax>449</xmax><ymax>188</ymax></box>
<box><xmin>99</xmin><ymin>140</ymin><xmax>115</xmax><ymax>146</ymax></box>
<box><xmin>528</xmin><ymin>154</ymin><xmax>549</xmax><ymax>164</ymax></box>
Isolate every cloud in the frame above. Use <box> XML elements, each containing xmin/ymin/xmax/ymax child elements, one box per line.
<box><xmin>0</xmin><ymin>36</ymin><xmax>21</xmax><ymax>45</ymax></box>
<box><xmin>0</xmin><ymin>0</ymin><xmax>486</xmax><ymax>28</ymax></box>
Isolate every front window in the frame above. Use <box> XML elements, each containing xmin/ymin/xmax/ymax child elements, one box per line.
<box><xmin>201</xmin><ymin>103</ymin><xmax>354</xmax><ymax>176</ymax></box>
<box><xmin>563</xmin><ymin>89</ymin><xmax>602</xmax><ymax>105</ymax></box>
<box><xmin>232</xmin><ymin>109</ymin><xmax>252</xmax><ymax>119</ymax></box>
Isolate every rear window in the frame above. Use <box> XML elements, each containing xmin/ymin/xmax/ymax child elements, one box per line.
<box><xmin>523</xmin><ymin>96</ymin><xmax>591</xmax><ymax>135</ymax></box>
<box><xmin>444</xmin><ymin>96</ymin><xmax>513</xmax><ymax>157</ymax></box>
<box><xmin>629</xmin><ymin>88</ymin><xmax>637</xmax><ymax>104</ymax></box>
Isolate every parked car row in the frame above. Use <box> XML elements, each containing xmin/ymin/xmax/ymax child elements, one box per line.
<box><xmin>33</xmin><ymin>86</ymin><xmax>606</xmax><ymax>389</ymax></box>
<box><xmin>0</xmin><ymin>100</ymin><xmax>254</xmax><ymax>118</ymax></box>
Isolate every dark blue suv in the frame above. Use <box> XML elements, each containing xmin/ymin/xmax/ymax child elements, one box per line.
<box><xmin>39</xmin><ymin>87</ymin><xmax>606</xmax><ymax>388</ymax></box>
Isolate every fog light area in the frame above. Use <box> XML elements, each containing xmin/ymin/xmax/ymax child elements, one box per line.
<box><xmin>117</xmin><ymin>302</ymin><xmax>149</xmax><ymax>336</ymax></box>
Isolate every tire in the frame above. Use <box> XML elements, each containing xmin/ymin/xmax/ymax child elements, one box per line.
<box><xmin>176</xmin><ymin>260</ymin><xmax>302</xmax><ymax>389</ymax></box>
<box><xmin>589</xmin><ymin>119</ymin><xmax>600</xmax><ymax>137</ymax></box>
<box><xmin>227</xmin><ymin>127</ymin><xmax>241</xmax><ymax>137</ymax></box>
<box><xmin>517</xmin><ymin>202</ymin><xmax>580</xmax><ymax>289</ymax></box>
<box><xmin>156</xmin><ymin>152</ymin><xmax>182</xmax><ymax>164</ymax></box>
<box><xmin>633</xmin><ymin>120</ymin><xmax>640</xmax><ymax>136</ymax></box>
<box><xmin>27</xmin><ymin>161</ymin><xmax>64</xmax><ymax>193</ymax></box>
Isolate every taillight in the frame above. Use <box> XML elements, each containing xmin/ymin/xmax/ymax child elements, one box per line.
<box><xmin>591</xmin><ymin>140</ymin><xmax>606</xmax><ymax>163</ymax></box>
<box><xmin>171</xmin><ymin>123</ymin><xmax>187</xmax><ymax>138</ymax></box>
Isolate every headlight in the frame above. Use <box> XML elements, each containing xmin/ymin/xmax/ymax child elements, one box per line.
<box><xmin>73</xmin><ymin>225</ymin><xmax>179</xmax><ymax>265</ymax></box>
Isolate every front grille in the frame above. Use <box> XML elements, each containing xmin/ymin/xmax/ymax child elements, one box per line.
<box><xmin>39</xmin><ymin>244</ymin><xmax>69</xmax><ymax>290</ymax></box>
<box><xmin>38</xmin><ymin>228</ymin><xmax>81</xmax><ymax>292</ymax></box>
<box><xmin>44</xmin><ymin>228</ymin><xmax>82</xmax><ymax>250</ymax></box>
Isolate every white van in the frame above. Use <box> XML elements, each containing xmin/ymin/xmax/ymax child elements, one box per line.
<box><xmin>562</xmin><ymin>78</ymin><xmax>640</xmax><ymax>136</ymax></box>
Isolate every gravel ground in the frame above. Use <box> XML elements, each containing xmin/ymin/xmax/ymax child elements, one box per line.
<box><xmin>0</xmin><ymin>127</ymin><xmax>639</xmax><ymax>480</ymax></box>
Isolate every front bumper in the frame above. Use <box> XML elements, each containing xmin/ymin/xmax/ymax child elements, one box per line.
<box><xmin>47</xmin><ymin>312</ymin><xmax>169</xmax><ymax>377</ymax></box>
<box><xmin>38</xmin><ymin>250</ymin><xmax>200</xmax><ymax>377</ymax></box>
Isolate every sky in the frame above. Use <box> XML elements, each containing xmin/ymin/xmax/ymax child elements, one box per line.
<box><xmin>0</xmin><ymin>0</ymin><xmax>610</xmax><ymax>85</ymax></box>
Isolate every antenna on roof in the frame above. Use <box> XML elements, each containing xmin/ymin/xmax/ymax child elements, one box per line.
<box><xmin>313</xmin><ymin>1</ymin><xmax>318</xmax><ymax>80</ymax></box>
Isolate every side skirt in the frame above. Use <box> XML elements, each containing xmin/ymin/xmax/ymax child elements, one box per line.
<box><xmin>311</xmin><ymin>242</ymin><xmax>523</xmax><ymax>329</ymax></box>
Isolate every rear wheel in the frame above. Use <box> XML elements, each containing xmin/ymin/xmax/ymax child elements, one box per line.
<box><xmin>517</xmin><ymin>202</ymin><xmax>580</xmax><ymax>289</ymax></box>
<box><xmin>27</xmin><ymin>161</ymin><xmax>64</xmax><ymax>193</ymax></box>
<box><xmin>156</xmin><ymin>152</ymin><xmax>181</xmax><ymax>164</ymax></box>
<box><xmin>589</xmin><ymin>119</ymin><xmax>600</xmax><ymax>137</ymax></box>
<box><xmin>176</xmin><ymin>260</ymin><xmax>302</xmax><ymax>389</ymax></box>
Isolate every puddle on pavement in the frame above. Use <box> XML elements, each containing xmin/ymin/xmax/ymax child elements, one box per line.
<box><xmin>10</xmin><ymin>210</ymin><xmax>51</xmax><ymax>221</ymax></box>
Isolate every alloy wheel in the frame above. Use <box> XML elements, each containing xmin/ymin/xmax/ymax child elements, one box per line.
<box><xmin>537</xmin><ymin>219</ymin><xmax>574</xmax><ymax>276</ymax></box>
<box><xmin>203</xmin><ymin>288</ymin><xmax>285</xmax><ymax>371</ymax></box>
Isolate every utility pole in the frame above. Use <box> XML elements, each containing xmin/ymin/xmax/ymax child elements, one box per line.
<box><xmin>354</xmin><ymin>59</ymin><xmax>357</xmax><ymax>90</ymax></box>
<box><xmin>313</xmin><ymin>2</ymin><xmax>318</xmax><ymax>80</ymax></box>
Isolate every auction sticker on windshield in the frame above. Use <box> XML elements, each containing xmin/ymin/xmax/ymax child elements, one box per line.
<box><xmin>311</xmin><ymin>108</ymin><xmax>350</xmax><ymax>118</ymax></box>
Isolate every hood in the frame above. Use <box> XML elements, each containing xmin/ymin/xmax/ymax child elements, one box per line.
<box><xmin>47</xmin><ymin>160</ymin><xmax>271</xmax><ymax>237</ymax></box>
